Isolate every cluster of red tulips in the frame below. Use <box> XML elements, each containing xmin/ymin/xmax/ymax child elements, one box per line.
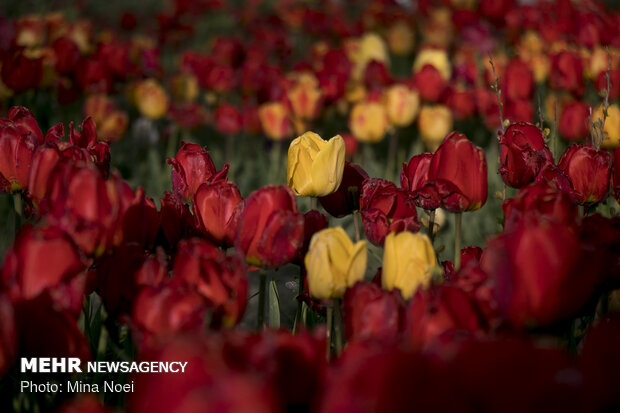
<box><xmin>1</xmin><ymin>0</ymin><xmax>620</xmax><ymax>412</ymax></box>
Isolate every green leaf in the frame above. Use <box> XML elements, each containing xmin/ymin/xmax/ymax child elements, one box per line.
<box><xmin>268</xmin><ymin>279</ymin><xmax>280</xmax><ymax>328</ymax></box>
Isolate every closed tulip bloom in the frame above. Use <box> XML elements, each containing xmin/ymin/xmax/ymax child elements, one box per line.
<box><xmin>193</xmin><ymin>181</ymin><xmax>243</xmax><ymax>247</ymax></box>
<box><xmin>305</xmin><ymin>227</ymin><xmax>367</xmax><ymax>300</ymax></box>
<box><xmin>319</xmin><ymin>161</ymin><xmax>368</xmax><ymax>217</ymax></box>
<box><xmin>428</xmin><ymin>132</ymin><xmax>488</xmax><ymax>212</ymax></box>
<box><xmin>167</xmin><ymin>141</ymin><xmax>221</xmax><ymax>202</ymax></box>
<box><xmin>592</xmin><ymin>104</ymin><xmax>620</xmax><ymax>149</ymax></box>
<box><xmin>235</xmin><ymin>185</ymin><xmax>304</xmax><ymax>268</ymax></box>
<box><xmin>0</xmin><ymin>122</ymin><xmax>37</xmax><ymax>193</ymax></box>
<box><xmin>418</xmin><ymin>105</ymin><xmax>453</xmax><ymax>151</ymax></box>
<box><xmin>384</xmin><ymin>84</ymin><xmax>420</xmax><ymax>127</ymax></box>
<box><xmin>382</xmin><ymin>231</ymin><xmax>436</xmax><ymax>300</ymax></box>
<box><xmin>559</xmin><ymin>101</ymin><xmax>590</xmax><ymax>141</ymax></box>
<box><xmin>134</xmin><ymin>79</ymin><xmax>169</xmax><ymax>120</ymax></box>
<box><xmin>558</xmin><ymin>144</ymin><xmax>612</xmax><ymax>205</ymax></box>
<box><xmin>413</xmin><ymin>48</ymin><xmax>451</xmax><ymax>81</ymax></box>
<box><xmin>287</xmin><ymin>132</ymin><xmax>345</xmax><ymax>197</ymax></box>
<box><xmin>258</xmin><ymin>102</ymin><xmax>294</xmax><ymax>141</ymax></box>
<box><xmin>349</xmin><ymin>100</ymin><xmax>389</xmax><ymax>143</ymax></box>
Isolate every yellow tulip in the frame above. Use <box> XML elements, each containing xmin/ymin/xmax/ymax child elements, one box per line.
<box><xmin>593</xmin><ymin>104</ymin><xmax>620</xmax><ymax>149</ymax></box>
<box><xmin>384</xmin><ymin>84</ymin><xmax>420</xmax><ymax>127</ymax></box>
<box><xmin>258</xmin><ymin>102</ymin><xmax>294</xmax><ymax>141</ymax></box>
<box><xmin>413</xmin><ymin>48</ymin><xmax>451</xmax><ymax>81</ymax></box>
<box><xmin>305</xmin><ymin>227</ymin><xmax>367</xmax><ymax>300</ymax></box>
<box><xmin>134</xmin><ymin>79</ymin><xmax>169</xmax><ymax>120</ymax></box>
<box><xmin>287</xmin><ymin>132</ymin><xmax>345</xmax><ymax>197</ymax></box>
<box><xmin>418</xmin><ymin>105</ymin><xmax>453</xmax><ymax>151</ymax></box>
<box><xmin>349</xmin><ymin>100</ymin><xmax>389</xmax><ymax>143</ymax></box>
<box><xmin>382</xmin><ymin>231</ymin><xmax>437</xmax><ymax>300</ymax></box>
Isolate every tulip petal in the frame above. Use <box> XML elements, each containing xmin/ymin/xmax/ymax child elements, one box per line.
<box><xmin>310</xmin><ymin>135</ymin><xmax>345</xmax><ymax>197</ymax></box>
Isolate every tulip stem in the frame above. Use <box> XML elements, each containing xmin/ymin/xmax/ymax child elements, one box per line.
<box><xmin>428</xmin><ymin>209</ymin><xmax>436</xmax><ymax>244</ymax></box>
<box><xmin>333</xmin><ymin>299</ymin><xmax>344</xmax><ymax>357</ymax></box>
<box><xmin>385</xmin><ymin>129</ymin><xmax>399</xmax><ymax>182</ymax></box>
<box><xmin>454</xmin><ymin>213</ymin><xmax>462</xmax><ymax>271</ymax></box>
<box><xmin>257</xmin><ymin>270</ymin><xmax>267</xmax><ymax>330</ymax></box>
<box><xmin>269</xmin><ymin>141</ymin><xmax>283</xmax><ymax>184</ymax></box>
<box><xmin>353</xmin><ymin>211</ymin><xmax>361</xmax><ymax>242</ymax></box>
<box><xmin>13</xmin><ymin>193</ymin><xmax>22</xmax><ymax>217</ymax></box>
<box><xmin>326</xmin><ymin>306</ymin><xmax>333</xmax><ymax>361</ymax></box>
<box><xmin>293</xmin><ymin>268</ymin><xmax>305</xmax><ymax>334</ymax></box>
<box><xmin>311</xmin><ymin>197</ymin><xmax>317</xmax><ymax>211</ymax></box>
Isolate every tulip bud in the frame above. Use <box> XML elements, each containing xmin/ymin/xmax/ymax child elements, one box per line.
<box><xmin>360</xmin><ymin>178</ymin><xmax>421</xmax><ymax>245</ymax></box>
<box><xmin>592</xmin><ymin>104</ymin><xmax>620</xmax><ymax>149</ymax></box>
<box><xmin>413</xmin><ymin>64</ymin><xmax>446</xmax><ymax>102</ymax></box>
<box><xmin>305</xmin><ymin>227</ymin><xmax>367</xmax><ymax>300</ymax></box>
<box><xmin>215</xmin><ymin>104</ymin><xmax>242</xmax><ymax>136</ymax></box>
<box><xmin>167</xmin><ymin>141</ymin><xmax>220</xmax><ymax>202</ymax></box>
<box><xmin>559</xmin><ymin>101</ymin><xmax>590</xmax><ymax>141</ymax></box>
<box><xmin>287</xmin><ymin>131</ymin><xmax>345</xmax><ymax>197</ymax></box>
<box><xmin>258</xmin><ymin>101</ymin><xmax>294</xmax><ymax>141</ymax></box>
<box><xmin>349</xmin><ymin>99</ymin><xmax>389</xmax><ymax>143</ymax></box>
<box><xmin>193</xmin><ymin>181</ymin><xmax>243</xmax><ymax>247</ymax></box>
<box><xmin>134</xmin><ymin>79</ymin><xmax>169</xmax><ymax>120</ymax></box>
<box><xmin>1</xmin><ymin>49</ymin><xmax>43</xmax><ymax>93</ymax></box>
<box><xmin>502</xmin><ymin>59</ymin><xmax>533</xmax><ymax>101</ymax></box>
<box><xmin>343</xmin><ymin>281</ymin><xmax>405</xmax><ymax>344</ymax></box>
<box><xmin>418</xmin><ymin>105</ymin><xmax>453</xmax><ymax>151</ymax></box>
<box><xmin>287</xmin><ymin>72</ymin><xmax>323</xmax><ymax>121</ymax></box>
<box><xmin>235</xmin><ymin>185</ymin><xmax>304</xmax><ymax>268</ymax></box>
<box><xmin>558</xmin><ymin>144</ymin><xmax>612</xmax><ymax>205</ymax></box>
<box><xmin>0</xmin><ymin>121</ymin><xmax>38</xmax><ymax>193</ymax></box>
<box><xmin>384</xmin><ymin>84</ymin><xmax>420</xmax><ymax>127</ymax></box>
<box><xmin>550</xmin><ymin>51</ymin><xmax>584</xmax><ymax>97</ymax></box>
<box><xmin>319</xmin><ymin>161</ymin><xmax>368</xmax><ymax>217</ymax></box>
<box><xmin>401</xmin><ymin>153</ymin><xmax>441</xmax><ymax>210</ymax></box>
<box><xmin>382</xmin><ymin>231</ymin><xmax>436</xmax><ymax>300</ymax></box>
<box><xmin>498</xmin><ymin>122</ymin><xmax>554</xmax><ymax>188</ymax></box>
<box><xmin>427</xmin><ymin>132</ymin><xmax>487</xmax><ymax>212</ymax></box>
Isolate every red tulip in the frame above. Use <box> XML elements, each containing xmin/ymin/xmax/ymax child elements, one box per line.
<box><xmin>504</xmin><ymin>99</ymin><xmax>533</xmax><ymax>123</ymax></box>
<box><xmin>167</xmin><ymin>141</ymin><xmax>221</xmax><ymax>202</ymax></box>
<box><xmin>503</xmin><ymin>182</ymin><xmax>577</xmax><ymax>232</ymax></box>
<box><xmin>360</xmin><ymin>178</ymin><xmax>420</xmax><ymax>246</ymax></box>
<box><xmin>318</xmin><ymin>161</ymin><xmax>368</xmax><ymax>218</ymax></box>
<box><xmin>173</xmin><ymin>239</ymin><xmax>248</xmax><ymax>327</ymax></box>
<box><xmin>193</xmin><ymin>181</ymin><xmax>243</xmax><ymax>247</ymax></box>
<box><xmin>298</xmin><ymin>209</ymin><xmax>329</xmax><ymax>260</ymax></box>
<box><xmin>400</xmin><ymin>152</ymin><xmax>442</xmax><ymax>210</ymax></box>
<box><xmin>7</xmin><ymin>106</ymin><xmax>43</xmax><ymax>143</ymax></box>
<box><xmin>363</xmin><ymin>60</ymin><xmax>392</xmax><ymax>91</ymax></box>
<box><xmin>235</xmin><ymin>185</ymin><xmax>304</xmax><ymax>268</ymax></box>
<box><xmin>0</xmin><ymin>225</ymin><xmax>86</xmax><ymax>305</ymax></box>
<box><xmin>0</xmin><ymin>120</ymin><xmax>37</xmax><ymax>193</ymax></box>
<box><xmin>52</xmin><ymin>37</ymin><xmax>81</xmax><ymax>75</ymax></box>
<box><xmin>131</xmin><ymin>280</ymin><xmax>209</xmax><ymax>347</ymax></box>
<box><xmin>121</xmin><ymin>187</ymin><xmax>160</xmax><ymax>249</ymax></box>
<box><xmin>413</xmin><ymin>64</ymin><xmax>446</xmax><ymax>102</ymax></box>
<box><xmin>595</xmin><ymin>69</ymin><xmax>620</xmax><ymax>100</ymax></box>
<box><xmin>498</xmin><ymin>122</ymin><xmax>554</xmax><ymax>188</ymax></box>
<box><xmin>502</xmin><ymin>59</ymin><xmax>533</xmax><ymax>101</ymax></box>
<box><xmin>550</xmin><ymin>51</ymin><xmax>584</xmax><ymax>96</ymax></box>
<box><xmin>405</xmin><ymin>284</ymin><xmax>484</xmax><ymax>351</ymax></box>
<box><xmin>1</xmin><ymin>48</ymin><xmax>43</xmax><ymax>93</ymax></box>
<box><xmin>559</xmin><ymin>101</ymin><xmax>590</xmax><ymax>141</ymax></box>
<box><xmin>158</xmin><ymin>191</ymin><xmax>196</xmax><ymax>250</ymax></box>
<box><xmin>427</xmin><ymin>132</ymin><xmax>487</xmax><ymax>212</ymax></box>
<box><xmin>76</xmin><ymin>59</ymin><xmax>112</xmax><ymax>94</ymax></box>
<box><xmin>344</xmin><ymin>282</ymin><xmax>405</xmax><ymax>344</ymax></box>
<box><xmin>481</xmin><ymin>217</ymin><xmax>597</xmax><ymax>328</ymax></box>
<box><xmin>558</xmin><ymin>144</ymin><xmax>612</xmax><ymax>205</ymax></box>
<box><xmin>215</xmin><ymin>104</ymin><xmax>243</xmax><ymax>135</ymax></box>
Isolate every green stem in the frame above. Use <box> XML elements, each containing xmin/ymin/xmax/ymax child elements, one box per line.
<box><xmin>257</xmin><ymin>270</ymin><xmax>267</xmax><ymax>330</ymax></box>
<box><xmin>333</xmin><ymin>298</ymin><xmax>343</xmax><ymax>357</ymax></box>
<box><xmin>454</xmin><ymin>212</ymin><xmax>462</xmax><ymax>271</ymax></box>
<box><xmin>385</xmin><ymin>129</ymin><xmax>399</xmax><ymax>182</ymax></box>
<box><xmin>269</xmin><ymin>141</ymin><xmax>283</xmax><ymax>184</ymax></box>
<box><xmin>428</xmin><ymin>209</ymin><xmax>436</xmax><ymax>244</ymax></box>
<box><xmin>311</xmin><ymin>196</ymin><xmax>317</xmax><ymax>210</ymax></box>
<box><xmin>293</xmin><ymin>268</ymin><xmax>305</xmax><ymax>334</ymax></box>
<box><xmin>353</xmin><ymin>211</ymin><xmax>361</xmax><ymax>242</ymax></box>
<box><xmin>325</xmin><ymin>305</ymin><xmax>333</xmax><ymax>361</ymax></box>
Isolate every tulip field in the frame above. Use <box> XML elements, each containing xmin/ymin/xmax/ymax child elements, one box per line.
<box><xmin>2</xmin><ymin>0</ymin><xmax>620</xmax><ymax>412</ymax></box>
